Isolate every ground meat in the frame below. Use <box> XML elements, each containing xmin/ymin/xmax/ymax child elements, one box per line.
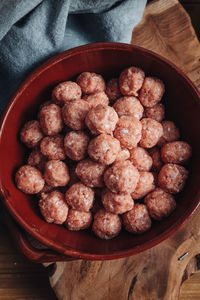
<box><xmin>139</xmin><ymin>118</ymin><xmax>163</xmax><ymax>148</ymax></box>
<box><xmin>39</xmin><ymin>190</ymin><xmax>68</xmax><ymax>224</ymax></box>
<box><xmin>104</xmin><ymin>160</ymin><xmax>140</xmax><ymax>194</ymax></box>
<box><xmin>39</xmin><ymin>104</ymin><xmax>63</xmax><ymax>136</ymax></box>
<box><xmin>76</xmin><ymin>159</ymin><xmax>106</xmax><ymax>188</ymax></box>
<box><xmin>15</xmin><ymin>165</ymin><xmax>44</xmax><ymax>194</ymax></box>
<box><xmin>62</xmin><ymin>99</ymin><xmax>90</xmax><ymax>130</ymax></box>
<box><xmin>52</xmin><ymin>81</ymin><xmax>82</xmax><ymax>106</ymax></box>
<box><xmin>20</xmin><ymin>120</ymin><xmax>43</xmax><ymax>148</ymax></box>
<box><xmin>28</xmin><ymin>148</ymin><xmax>46</xmax><ymax>171</ymax></box>
<box><xmin>158</xmin><ymin>163</ymin><xmax>188</xmax><ymax>194</ymax></box>
<box><xmin>144</xmin><ymin>188</ymin><xmax>176</xmax><ymax>220</ymax></box>
<box><xmin>161</xmin><ymin>141</ymin><xmax>192</xmax><ymax>164</ymax></box>
<box><xmin>102</xmin><ymin>189</ymin><xmax>133</xmax><ymax>214</ymax></box>
<box><xmin>113</xmin><ymin>96</ymin><xmax>144</xmax><ymax>120</ymax></box>
<box><xmin>92</xmin><ymin>209</ymin><xmax>122</xmax><ymax>239</ymax></box>
<box><xmin>64</xmin><ymin>131</ymin><xmax>89</xmax><ymax>161</ymax></box>
<box><xmin>139</xmin><ymin>77</ymin><xmax>165</xmax><ymax>107</ymax></box>
<box><xmin>105</xmin><ymin>78</ymin><xmax>122</xmax><ymax>102</ymax></box>
<box><xmin>148</xmin><ymin>147</ymin><xmax>163</xmax><ymax>172</ymax></box>
<box><xmin>122</xmin><ymin>204</ymin><xmax>151</xmax><ymax>234</ymax></box>
<box><xmin>114</xmin><ymin>116</ymin><xmax>142</xmax><ymax>149</ymax></box>
<box><xmin>44</xmin><ymin>160</ymin><xmax>70</xmax><ymax>187</ymax></box>
<box><xmin>129</xmin><ymin>147</ymin><xmax>153</xmax><ymax>171</ymax></box>
<box><xmin>131</xmin><ymin>171</ymin><xmax>155</xmax><ymax>200</ymax></box>
<box><xmin>83</xmin><ymin>92</ymin><xmax>109</xmax><ymax>108</ymax></box>
<box><xmin>88</xmin><ymin>134</ymin><xmax>120</xmax><ymax>165</ymax></box>
<box><xmin>119</xmin><ymin>67</ymin><xmax>145</xmax><ymax>97</ymax></box>
<box><xmin>115</xmin><ymin>148</ymin><xmax>130</xmax><ymax>162</ymax></box>
<box><xmin>144</xmin><ymin>103</ymin><xmax>165</xmax><ymax>122</ymax></box>
<box><xmin>65</xmin><ymin>182</ymin><xmax>94</xmax><ymax>212</ymax></box>
<box><xmin>76</xmin><ymin>72</ymin><xmax>106</xmax><ymax>94</ymax></box>
<box><xmin>157</xmin><ymin>121</ymin><xmax>180</xmax><ymax>147</ymax></box>
<box><xmin>85</xmin><ymin>104</ymin><xmax>118</xmax><ymax>135</ymax></box>
<box><xmin>65</xmin><ymin>209</ymin><xmax>92</xmax><ymax>231</ymax></box>
<box><xmin>40</xmin><ymin>135</ymin><xmax>66</xmax><ymax>160</ymax></box>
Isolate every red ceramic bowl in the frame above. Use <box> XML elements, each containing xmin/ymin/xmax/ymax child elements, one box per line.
<box><xmin>0</xmin><ymin>43</ymin><xmax>200</xmax><ymax>260</ymax></box>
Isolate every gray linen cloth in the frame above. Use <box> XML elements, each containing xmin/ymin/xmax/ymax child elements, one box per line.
<box><xmin>0</xmin><ymin>0</ymin><xmax>146</xmax><ymax>114</ymax></box>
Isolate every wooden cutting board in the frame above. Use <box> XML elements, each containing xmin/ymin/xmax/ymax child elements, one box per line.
<box><xmin>47</xmin><ymin>1</ymin><xmax>200</xmax><ymax>299</ymax></box>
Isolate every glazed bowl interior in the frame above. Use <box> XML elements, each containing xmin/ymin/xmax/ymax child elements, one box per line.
<box><xmin>0</xmin><ymin>43</ymin><xmax>200</xmax><ymax>260</ymax></box>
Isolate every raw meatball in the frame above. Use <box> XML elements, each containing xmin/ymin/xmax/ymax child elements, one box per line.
<box><xmin>15</xmin><ymin>165</ymin><xmax>44</xmax><ymax>194</ymax></box>
<box><xmin>102</xmin><ymin>189</ymin><xmax>133</xmax><ymax>214</ymax></box>
<box><xmin>139</xmin><ymin>77</ymin><xmax>165</xmax><ymax>107</ymax></box>
<box><xmin>28</xmin><ymin>148</ymin><xmax>46</xmax><ymax>171</ymax></box>
<box><xmin>119</xmin><ymin>67</ymin><xmax>145</xmax><ymax>97</ymax></box>
<box><xmin>64</xmin><ymin>131</ymin><xmax>89</xmax><ymax>161</ymax></box>
<box><xmin>44</xmin><ymin>160</ymin><xmax>70</xmax><ymax>187</ymax></box>
<box><xmin>92</xmin><ymin>209</ymin><xmax>122</xmax><ymax>239</ymax></box>
<box><xmin>144</xmin><ymin>103</ymin><xmax>165</xmax><ymax>122</ymax></box>
<box><xmin>113</xmin><ymin>96</ymin><xmax>144</xmax><ymax>120</ymax></box>
<box><xmin>105</xmin><ymin>78</ymin><xmax>121</xmax><ymax>102</ymax></box>
<box><xmin>104</xmin><ymin>160</ymin><xmax>140</xmax><ymax>194</ymax></box>
<box><xmin>115</xmin><ymin>148</ymin><xmax>130</xmax><ymax>162</ymax></box>
<box><xmin>88</xmin><ymin>134</ymin><xmax>120</xmax><ymax>165</ymax></box>
<box><xmin>62</xmin><ymin>99</ymin><xmax>90</xmax><ymax>130</ymax></box>
<box><xmin>83</xmin><ymin>92</ymin><xmax>109</xmax><ymax>108</ymax></box>
<box><xmin>76</xmin><ymin>159</ymin><xmax>106</xmax><ymax>188</ymax></box>
<box><xmin>139</xmin><ymin>118</ymin><xmax>163</xmax><ymax>148</ymax></box>
<box><xmin>131</xmin><ymin>172</ymin><xmax>155</xmax><ymax>200</ymax></box>
<box><xmin>122</xmin><ymin>204</ymin><xmax>151</xmax><ymax>234</ymax></box>
<box><xmin>129</xmin><ymin>147</ymin><xmax>153</xmax><ymax>171</ymax></box>
<box><xmin>52</xmin><ymin>81</ymin><xmax>81</xmax><ymax>105</ymax></box>
<box><xmin>158</xmin><ymin>163</ymin><xmax>188</xmax><ymax>194</ymax></box>
<box><xmin>65</xmin><ymin>182</ymin><xmax>94</xmax><ymax>212</ymax></box>
<box><xmin>157</xmin><ymin>121</ymin><xmax>180</xmax><ymax>147</ymax></box>
<box><xmin>39</xmin><ymin>190</ymin><xmax>68</xmax><ymax>224</ymax></box>
<box><xmin>144</xmin><ymin>188</ymin><xmax>176</xmax><ymax>220</ymax></box>
<box><xmin>65</xmin><ymin>209</ymin><xmax>92</xmax><ymax>231</ymax></box>
<box><xmin>148</xmin><ymin>147</ymin><xmax>163</xmax><ymax>172</ymax></box>
<box><xmin>39</xmin><ymin>103</ymin><xmax>63</xmax><ymax>136</ymax></box>
<box><xmin>114</xmin><ymin>116</ymin><xmax>142</xmax><ymax>149</ymax></box>
<box><xmin>76</xmin><ymin>72</ymin><xmax>106</xmax><ymax>94</ymax></box>
<box><xmin>85</xmin><ymin>104</ymin><xmax>118</xmax><ymax>135</ymax></box>
<box><xmin>20</xmin><ymin>120</ymin><xmax>43</xmax><ymax>148</ymax></box>
<box><xmin>161</xmin><ymin>141</ymin><xmax>192</xmax><ymax>164</ymax></box>
<box><xmin>40</xmin><ymin>135</ymin><xmax>66</xmax><ymax>160</ymax></box>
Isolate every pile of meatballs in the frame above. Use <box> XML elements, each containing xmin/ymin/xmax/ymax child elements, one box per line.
<box><xmin>15</xmin><ymin>67</ymin><xmax>192</xmax><ymax>240</ymax></box>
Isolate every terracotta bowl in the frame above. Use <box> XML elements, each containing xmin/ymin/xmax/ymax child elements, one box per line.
<box><xmin>0</xmin><ymin>43</ymin><xmax>200</xmax><ymax>261</ymax></box>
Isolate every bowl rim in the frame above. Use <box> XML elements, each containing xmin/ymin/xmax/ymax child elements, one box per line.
<box><xmin>1</xmin><ymin>42</ymin><xmax>200</xmax><ymax>260</ymax></box>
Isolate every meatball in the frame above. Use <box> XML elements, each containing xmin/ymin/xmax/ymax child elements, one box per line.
<box><xmin>113</xmin><ymin>96</ymin><xmax>144</xmax><ymax>120</ymax></box>
<box><xmin>144</xmin><ymin>188</ymin><xmax>176</xmax><ymax>220</ymax></box>
<box><xmin>102</xmin><ymin>189</ymin><xmax>133</xmax><ymax>214</ymax></box>
<box><xmin>39</xmin><ymin>190</ymin><xmax>68</xmax><ymax>224</ymax></box>
<box><xmin>144</xmin><ymin>103</ymin><xmax>165</xmax><ymax>122</ymax></box>
<box><xmin>52</xmin><ymin>81</ymin><xmax>82</xmax><ymax>105</ymax></box>
<box><xmin>62</xmin><ymin>99</ymin><xmax>90</xmax><ymax>130</ymax></box>
<box><xmin>76</xmin><ymin>159</ymin><xmax>106</xmax><ymax>188</ymax></box>
<box><xmin>114</xmin><ymin>116</ymin><xmax>142</xmax><ymax>149</ymax></box>
<box><xmin>65</xmin><ymin>209</ymin><xmax>92</xmax><ymax>231</ymax></box>
<box><xmin>88</xmin><ymin>134</ymin><xmax>120</xmax><ymax>165</ymax></box>
<box><xmin>161</xmin><ymin>141</ymin><xmax>192</xmax><ymax>164</ymax></box>
<box><xmin>157</xmin><ymin>121</ymin><xmax>180</xmax><ymax>147</ymax></box>
<box><xmin>65</xmin><ymin>182</ymin><xmax>94</xmax><ymax>212</ymax></box>
<box><xmin>129</xmin><ymin>147</ymin><xmax>153</xmax><ymax>171</ymax></box>
<box><xmin>83</xmin><ymin>92</ymin><xmax>109</xmax><ymax>108</ymax></box>
<box><xmin>64</xmin><ymin>131</ymin><xmax>89</xmax><ymax>161</ymax></box>
<box><xmin>40</xmin><ymin>135</ymin><xmax>65</xmax><ymax>160</ymax></box>
<box><xmin>105</xmin><ymin>78</ymin><xmax>121</xmax><ymax>102</ymax></box>
<box><xmin>20</xmin><ymin>120</ymin><xmax>43</xmax><ymax>148</ymax></box>
<box><xmin>104</xmin><ymin>160</ymin><xmax>140</xmax><ymax>194</ymax></box>
<box><xmin>139</xmin><ymin>77</ymin><xmax>165</xmax><ymax>107</ymax></box>
<box><xmin>85</xmin><ymin>104</ymin><xmax>118</xmax><ymax>135</ymax></box>
<box><xmin>148</xmin><ymin>147</ymin><xmax>163</xmax><ymax>172</ymax></box>
<box><xmin>122</xmin><ymin>204</ymin><xmax>151</xmax><ymax>234</ymax></box>
<box><xmin>139</xmin><ymin>118</ymin><xmax>163</xmax><ymax>148</ymax></box>
<box><xmin>15</xmin><ymin>165</ymin><xmax>44</xmax><ymax>194</ymax></box>
<box><xmin>92</xmin><ymin>209</ymin><xmax>122</xmax><ymax>239</ymax></box>
<box><xmin>28</xmin><ymin>148</ymin><xmax>46</xmax><ymax>171</ymax></box>
<box><xmin>115</xmin><ymin>148</ymin><xmax>130</xmax><ymax>162</ymax></box>
<box><xmin>131</xmin><ymin>171</ymin><xmax>155</xmax><ymax>200</ymax></box>
<box><xmin>39</xmin><ymin>103</ymin><xmax>63</xmax><ymax>136</ymax></box>
<box><xmin>158</xmin><ymin>163</ymin><xmax>188</xmax><ymax>194</ymax></box>
<box><xmin>119</xmin><ymin>67</ymin><xmax>145</xmax><ymax>97</ymax></box>
<box><xmin>44</xmin><ymin>160</ymin><xmax>70</xmax><ymax>187</ymax></box>
<box><xmin>76</xmin><ymin>72</ymin><xmax>106</xmax><ymax>94</ymax></box>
